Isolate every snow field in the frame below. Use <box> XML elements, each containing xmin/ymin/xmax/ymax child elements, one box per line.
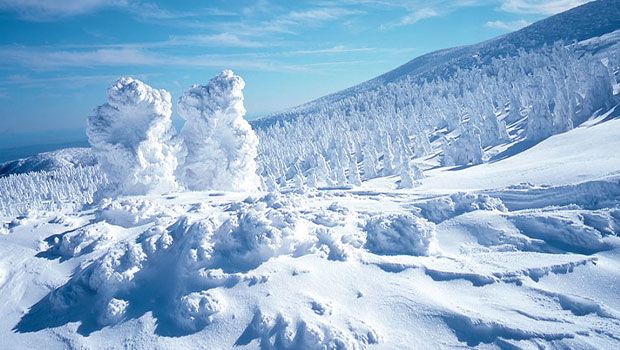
<box><xmin>2</xmin><ymin>160</ymin><xmax>618</xmax><ymax>348</ymax></box>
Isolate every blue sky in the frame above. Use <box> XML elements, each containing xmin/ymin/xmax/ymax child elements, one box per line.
<box><xmin>0</xmin><ymin>0</ymin><xmax>589</xmax><ymax>147</ymax></box>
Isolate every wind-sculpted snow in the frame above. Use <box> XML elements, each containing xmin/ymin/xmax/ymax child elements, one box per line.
<box><xmin>87</xmin><ymin>77</ymin><xmax>179</xmax><ymax>195</ymax></box>
<box><xmin>14</xmin><ymin>193</ymin><xmax>366</xmax><ymax>338</ymax></box>
<box><xmin>177</xmin><ymin>70</ymin><xmax>259</xmax><ymax>192</ymax></box>
<box><xmin>414</xmin><ymin>192</ymin><xmax>507</xmax><ymax>224</ymax></box>
<box><xmin>7</xmin><ymin>167</ymin><xmax>620</xmax><ymax>348</ymax></box>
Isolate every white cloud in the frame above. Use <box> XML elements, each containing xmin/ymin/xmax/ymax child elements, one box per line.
<box><xmin>401</xmin><ymin>8</ymin><xmax>439</xmax><ymax>25</ymax></box>
<box><xmin>499</xmin><ymin>0</ymin><xmax>591</xmax><ymax>15</ymax></box>
<box><xmin>289</xmin><ymin>45</ymin><xmax>375</xmax><ymax>55</ymax></box>
<box><xmin>167</xmin><ymin>33</ymin><xmax>267</xmax><ymax>48</ymax></box>
<box><xmin>259</xmin><ymin>7</ymin><xmax>364</xmax><ymax>33</ymax></box>
<box><xmin>380</xmin><ymin>7</ymin><xmax>439</xmax><ymax>30</ymax></box>
<box><xmin>485</xmin><ymin>19</ymin><xmax>531</xmax><ymax>31</ymax></box>
<box><xmin>0</xmin><ymin>0</ymin><xmax>207</xmax><ymax>21</ymax></box>
<box><xmin>0</xmin><ymin>46</ymin><xmax>318</xmax><ymax>72</ymax></box>
<box><xmin>0</xmin><ymin>0</ymin><xmax>127</xmax><ymax>20</ymax></box>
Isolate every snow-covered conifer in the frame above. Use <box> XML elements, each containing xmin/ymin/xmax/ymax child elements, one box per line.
<box><xmin>177</xmin><ymin>70</ymin><xmax>260</xmax><ymax>192</ymax></box>
<box><xmin>87</xmin><ymin>77</ymin><xmax>179</xmax><ymax>195</ymax></box>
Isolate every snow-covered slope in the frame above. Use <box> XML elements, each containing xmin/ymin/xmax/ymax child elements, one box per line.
<box><xmin>254</xmin><ymin>0</ymin><xmax>620</xmax><ymax>128</ymax></box>
<box><xmin>0</xmin><ymin>148</ymin><xmax>95</xmax><ymax>177</ymax></box>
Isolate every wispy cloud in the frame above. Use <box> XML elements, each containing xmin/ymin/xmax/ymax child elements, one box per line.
<box><xmin>0</xmin><ymin>0</ymin><xmax>223</xmax><ymax>21</ymax></box>
<box><xmin>257</xmin><ymin>7</ymin><xmax>364</xmax><ymax>34</ymax></box>
<box><xmin>0</xmin><ymin>73</ymin><xmax>134</xmax><ymax>89</ymax></box>
<box><xmin>499</xmin><ymin>0</ymin><xmax>591</xmax><ymax>15</ymax></box>
<box><xmin>166</xmin><ymin>33</ymin><xmax>269</xmax><ymax>48</ymax></box>
<box><xmin>0</xmin><ymin>45</ymin><xmax>380</xmax><ymax>73</ymax></box>
<box><xmin>288</xmin><ymin>45</ymin><xmax>376</xmax><ymax>55</ymax></box>
<box><xmin>388</xmin><ymin>8</ymin><xmax>439</xmax><ymax>29</ymax></box>
<box><xmin>0</xmin><ymin>46</ymin><xmax>280</xmax><ymax>71</ymax></box>
<box><xmin>0</xmin><ymin>0</ymin><xmax>127</xmax><ymax>21</ymax></box>
<box><xmin>485</xmin><ymin>19</ymin><xmax>531</xmax><ymax>31</ymax></box>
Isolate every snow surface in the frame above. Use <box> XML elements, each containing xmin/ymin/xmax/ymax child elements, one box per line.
<box><xmin>1</xmin><ymin>109</ymin><xmax>620</xmax><ymax>348</ymax></box>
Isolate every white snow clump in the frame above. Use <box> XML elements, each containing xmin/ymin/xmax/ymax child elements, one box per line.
<box><xmin>364</xmin><ymin>213</ymin><xmax>439</xmax><ymax>256</ymax></box>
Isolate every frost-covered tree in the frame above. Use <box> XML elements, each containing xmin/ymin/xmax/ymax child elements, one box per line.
<box><xmin>442</xmin><ymin>124</ymin><xmax>484</xmax><ymax>166</ymax></box>
<box><xmin>87</xmin><ymin>77</ymin><xmax>179</xmax><ymax>195</ymax></box>
<box><xmin>177</xmin><ymin>70</ymin><xmax>260</xmax><ymax>192</ymax></box>
<box><xmin>0</xmin><ymin>165</ymin><xmax>108</xmax><ymax>217</ymax></box>
<box><xmin>362</xmin><ymin>145</ymin><xmax>379</xmax><ymax>180</ymax></box>
<box><xmin>348</xmin><ymin>155</ymin><xmax>362</xmax><ymax>186</ymax></box>
<box><xmin>253</xmin><ymin>40</ymin><xmax>617</xmax><ymax>185</ymax></box>
<box><xmin>398</xmin><ymin>158</ymin><xmax>417</xmax><ymax>189</ymax></box>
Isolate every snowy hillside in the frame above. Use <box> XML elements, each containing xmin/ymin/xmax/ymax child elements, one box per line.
<box><xmin>1</xmin><ymin>1</ymin><xmax>620</xmax><ymax>349</ymax></box>
<box><xmin>254</xmin><ymin>0</ymin><xmax>620</xmax><ymax>127</ymax></box>
<box><xmin>0</xmin><ymin>148</ymin><xmax>95</xmax><ymax>177</ymax></box>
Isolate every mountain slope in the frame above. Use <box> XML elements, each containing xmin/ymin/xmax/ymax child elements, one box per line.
<box><xmin>0</xmin><ymin>148</ymin><xmax>95</xmax><ymax>177</ymax></box>
<box><xmin>254</xmin><ymin>0</ymin><xmax>620</xmax><ymax>128</ymax></box>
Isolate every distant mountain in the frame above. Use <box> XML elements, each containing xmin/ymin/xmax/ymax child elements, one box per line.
<box><xmin>0</xmin><ymin>147</ymin><xmax>95</xmax><ymax>177</ymax></box>
<box><xmin>253</xmin><ymin>0</ymin><xmax>620</xmax><ymax>128</ymax></box>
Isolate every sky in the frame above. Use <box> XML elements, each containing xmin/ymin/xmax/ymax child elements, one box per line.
<box><xmin>0</xmin><ymin>0</ymin><xmax>590</xmax><ymax>149</ymax></box>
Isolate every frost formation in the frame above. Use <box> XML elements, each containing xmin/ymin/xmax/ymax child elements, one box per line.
<box><xmin>87</xmin><ymin>77</ymin><xmax>179</xmax><ymax>195</ymax></box>
<box><xmin>177</xmin><ymin>70</ymin><xmax>260</xmax><ymax>192</ymax></box>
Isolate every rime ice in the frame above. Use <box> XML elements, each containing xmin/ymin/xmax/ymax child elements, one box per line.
<box><xmin>87</xmin><ymin>77</ymin><xmax>179</xmax><ymax>195</ymax></box>
<box><xmin>177</xmin><ymin>70</ymin><xmax>260</xmax><ymax>192</ymax></box>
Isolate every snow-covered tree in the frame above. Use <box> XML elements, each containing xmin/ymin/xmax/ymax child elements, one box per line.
<box><xmin>87</xmin><ymin>77</ymin><xmax>179</xmax><ymax>195</ymax></box>
<box><xmin>177</xmin><ymin>70</ymin><xmax>260</xmax><ymax>192</ymax></box>
<box><xmin>348</xmin><ymin>155</ymin><xmax>362</xmax><ymax>186</ymax></box>
<box><xmin>398</xmin><ymin>158</ymin><xmax>417</xmax><ymax>189</ymax></box>
<box><xmin>253</xmin><ymin>41</ymin><xmax>617</xmax><ymax>184</ymax></box>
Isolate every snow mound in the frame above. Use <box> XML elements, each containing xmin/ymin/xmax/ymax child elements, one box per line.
<box><xmin>98</xmin><ymin>298</ymin><xmax>129</xmax><ymax>326</ymax></box>
<box><xmin>97</xmin><ymin>197</ymin><xmax>174</xmax><ymax>228</ymax></box>
<box><xmin>209</xmin><ymin>201</ymin><xmax>315</xmax><ymax>272</ymax></box>
<box><xmin>364</xmin><ymin>213</ymin><xmax>439</xmax><ymax>256</ymax></box>
<box><xmin>175</xmin><ymin>290</ymin><xmax>225</xmax><ymax>332</ymax></box>
<box><xmin>43</xmin><ymin>221</ymin><xmax>116</xmax><ymax>259</ymax></box>
<box><xmin>177</xmin><ymin>70</ymin><xmax>259</xmax><ymax>192</ymax></box>
<box><xmin>87</xmin><ymin>77</ymin><xmax>179</xmax><ymax>195</ymax></box>
<box><xmin>415</xmin><ymin>193</ymin><xmax>507</xmax><ymax>223</ymax></box>
<box><xmin>509</xmin><ymin>210</ymin><xmax>611</xmax><ymax>254</ymax></box>
<box><xmin>17</xmin><ymin>193</ymin><xmax>327</xmax><ymax>335</ymax></box>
